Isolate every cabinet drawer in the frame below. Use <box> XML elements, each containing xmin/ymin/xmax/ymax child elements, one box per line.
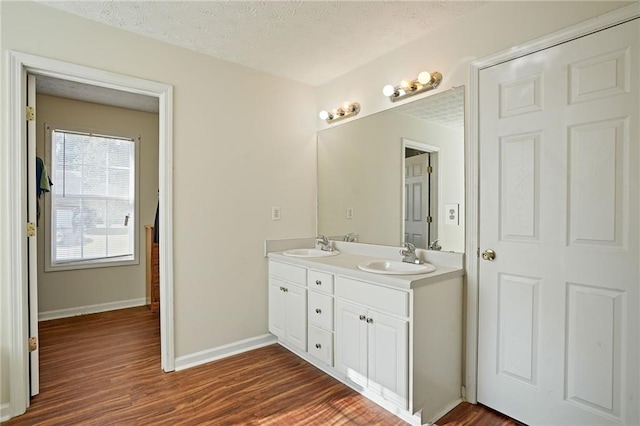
<box><xmin>269</xmin><ymin>261</ymin><xmax>307</xmax><ymax>286</ymax></box>
<box><xmin>308</xmin><ymin>325</ymin><xmax>333</xmax><ymax>366</ymax></box>
<box><xmin>308</xmin><ymin>269</ymin><xmax>334</xmax><ymax>293</ymax></box>
<box><xmin>336</xmin><ymin>276</ymin><xmax>408</xmax><ymax>317</ymax></box>
<box><xmin>308</xmin><ymin>291</ymin><xmax>334</xmax><ymax>330</ymax></box>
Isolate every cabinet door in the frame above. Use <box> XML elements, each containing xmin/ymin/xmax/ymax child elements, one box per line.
<box><xmin>284</xmin><ymin>283</ymin><xmax>307</xmax><ymax>351</ymax></box>
<box><xmin>336</xmin><ymin>299</ymin><xmax>368</xmax><ymax>388</ymax></box>
<box><xmin>368</xmin><ymin>310</ymin><xmax>408</xmax><ymax>409</ymax></box>
<box><xmin>268</xmin><ymin>279</ymin><xmax>286</xmax><ymax>339</ymax></box>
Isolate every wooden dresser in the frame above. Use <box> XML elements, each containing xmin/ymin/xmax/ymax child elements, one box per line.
<box><xmin>145</xmin><ymin>225</ymin><xmax>160</xmax><ymax>313</ymax></box>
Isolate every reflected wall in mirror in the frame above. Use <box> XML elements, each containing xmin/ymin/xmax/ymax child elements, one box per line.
<box><xmin>317</xmin><ymin>87</ymin><xmax>464</xmax><ymax>252</ymax></box>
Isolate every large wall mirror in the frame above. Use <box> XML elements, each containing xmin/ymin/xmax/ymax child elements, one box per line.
<box><xmin>317</xmin><ymin>86</ymin><xmax>464</xmax><ymax>253</ymax></box>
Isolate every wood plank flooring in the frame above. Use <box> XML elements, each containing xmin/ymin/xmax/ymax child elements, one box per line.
<box><xmin>4</xmin><ymin>307</ymin><xmax>518</xmax><ymax>425</ymax></box>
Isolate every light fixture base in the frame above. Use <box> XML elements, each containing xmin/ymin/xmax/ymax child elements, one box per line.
<box><xmin>386</xmin><ymin>71</ymin><xmax>443</xmax><ymax>103</ymax></box>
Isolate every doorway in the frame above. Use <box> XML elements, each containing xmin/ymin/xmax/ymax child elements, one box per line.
<box><xmin>467</xmin><ymin>8</ymin><xmax>639</xmax><ymax>425</ymax></box>
<box><xmin>402</xmin><ymin>139</ymin><xmax>439</xmax><ymax>250</ymax></box>
<box><xmin>6</xmin><ymin>51</ymin><xmax>175</xmax><ymax>416</ymax></box>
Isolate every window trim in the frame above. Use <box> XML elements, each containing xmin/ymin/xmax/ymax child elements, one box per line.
<box><xmin>43</xmin><ymin>122</ymin><xmax>141</xmax><ymax>272</ymax></box>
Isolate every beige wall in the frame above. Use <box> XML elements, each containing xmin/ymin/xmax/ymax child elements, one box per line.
<box><xmin>35</xmin><ymin>94</ymin><xmax>159</xmax><ymax>314</ymax></box>
<box><xmin>1</xmin><ymin>0</ymin><xmax>317</xmax><ymax>408</ymax></box>
<box><xmin>318</xmin><ymin>111</ymin><xmax>464</xmax><ymax>252</ymax></box>
<box><xmin>1</xmin><ymin>0</ymin><xmax>631</xmax><ymax>413</ymax></box>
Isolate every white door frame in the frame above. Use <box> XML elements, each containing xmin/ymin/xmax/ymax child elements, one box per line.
<box><xmin>5</xmin><ymin>51</ymin><xmax>175</xmax><ymax>418</ymax></box>
<box><xmin>465</xmin><ymin>3</ymin><xmax>639</xmax><ymax>404</ymax></box>
<box><xmin>401</xmin><ymin>138</ymin><xmax>440</xmax><ymax>247</ymax></box>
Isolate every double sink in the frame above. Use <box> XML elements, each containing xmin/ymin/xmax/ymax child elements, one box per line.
<box><xmin>282</xmin><ymin>248</ymin><xmax>435</xmax><ymax>275</ymax></box>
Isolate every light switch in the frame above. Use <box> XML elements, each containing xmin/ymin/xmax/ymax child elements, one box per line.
<box><xmin>271</xmin><ymin>206</ymin><xmax>281</xmax><ymax>221</ymax></box>
<box><xmin>346</xmin><ymin>207</ymin><xmax>354</xmax><ymax>219</ymax></box>
<box><xmin>445</xmin><ymin>203</ymin><xmax>459</xmax><ymax>225</ymax></box>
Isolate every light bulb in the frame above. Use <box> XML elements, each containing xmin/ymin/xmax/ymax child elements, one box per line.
<box><xmin>417</xmin><ymin>71</ymin><xmax>432</xmax><ymax>85</ymax></box>
<box><xmin>319</xmin><ymin>110</ymin><xmax>330</xmax><ymax>120</ymax></box>
<box><xmin>342</xmin><ymin>101</ymin><xmax>352</xmax><ymax>111</ymax></box>
<box><xmin>382</xmin><ymin>84</ymin><xmax>396</xmax><ymax>97</ymax></box>
<box><xmin>400</xmin><ymin>80</ymin><xmax>411</xmax><ymax>89</ymax></box>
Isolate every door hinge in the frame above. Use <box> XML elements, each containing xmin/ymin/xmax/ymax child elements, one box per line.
<box><xmin>29</xmin><ymin>336</ymin><xmax>38</xmax><ymax>352</ymax></box>
<box><xmin>26</xmin><ymin>222</ymin><xmax>36</xmax><ymax>237</ymax></box>
<box><xmin>26</xmin><ymin>106</ymin><xmax>35</xmax><ymax>122</ymax></box>
<box><xmin>426</xmin><ymin>216</ymin><xmax>433</xmax><ymax>223</ymax></box>
<box><xmin>426</xmin><ymin>166</ymin><xmax>433</xmax><ymax>174</ymax></box>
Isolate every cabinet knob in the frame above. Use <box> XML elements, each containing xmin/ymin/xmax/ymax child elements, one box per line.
<box><xmin>366</xmin><ymin>317</ymin><xmax>374</xmax><ymax>324</ymax></box>
<box><xmin>315</xmin><ymin>308</ymin><xmax>322</xmax><ymax>314</ymax></box>
<box><xmin>282</xmin><ymin>287</ymin><xmax>288</xmax><ymax>292</ymax></box>
<box><xmin>279</xmin><ymin>286</ymin><xmax>284</xmax><ymax>291</ymax></box>
<box><xmin>315</xmin><ymin>280</ymin><xmax>322</xmax><ymax>285</ymax></box>
<box><xmin>359</xmin><ymin>315</ymin><xmax>366</xmax><ymax>321</ymax></box>
<box><xmin>315</xmin><ymin>343</ymin><xmax>322</xmax><ymax>349</ymax></box>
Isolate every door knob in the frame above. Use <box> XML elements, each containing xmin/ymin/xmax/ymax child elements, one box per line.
<box><xmin>482</xmin><ymin>249</ymin><xmax>496</xmax><ymax>261</ymax></box>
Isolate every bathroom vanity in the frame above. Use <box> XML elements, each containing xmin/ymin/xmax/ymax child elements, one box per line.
<box><xmin>266</xmin><ymin>241</ymin><xmax>464</xmax><ymax>425</ymax></box>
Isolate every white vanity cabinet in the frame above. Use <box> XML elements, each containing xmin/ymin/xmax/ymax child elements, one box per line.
<box><xmin>268</xmin><ymin>261</ymin><xmax>307</xmax><ymax>351</ymax></box>
<box><xmin>335</xmin><ymin>291</ymin><xmax>409</xmax><ymax>409</ymax></box>
<box><xmin>267</xmin><ymin>251</ymin><xmax>463</xmax><ymax>426</ymax></box>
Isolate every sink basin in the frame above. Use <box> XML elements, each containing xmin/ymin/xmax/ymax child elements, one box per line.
<box><xmin>357</xmin><ymin>259</ymin><xmax>436</xmax><ymax>275</ymax></box>
<box><xmin>282</xmin><ymin>248</ymin><xmax>340</xmax><ymax>258</ymax></box>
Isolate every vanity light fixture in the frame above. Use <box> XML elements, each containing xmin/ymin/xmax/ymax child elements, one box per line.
<box><xmin>319</xmin><ymin>101</ymin><xmax>361</xmax><ymax>123</ymax></box>
<box><xmin>382</xmin><ymin>71</ymin><xmax>443</xmax><ymax>102</ymax></box>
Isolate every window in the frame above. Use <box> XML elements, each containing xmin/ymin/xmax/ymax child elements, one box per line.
<box><xmin>46</xmin><ymin>127</ymin><xmax>138</xmax><ymax>270</ymax></box>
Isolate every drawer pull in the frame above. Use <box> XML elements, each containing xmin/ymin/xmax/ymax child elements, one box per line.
<box><xmin>315</xmin><ymin>308</ymin><xmax>322</xmax><ymax>314</ymax></box>
<box><xmin>315</xmin><ymin>280</ymin><xmax>322</xmax><ymax>285</ymax></box>
<box><xmin>366</xmin><ymin>317</ymin><xmax>374</xmax><ymax>324</ymax></box>
<box><xmin>315</xmin><ymin>343</ymin><xmax>322</xmax><ymax>349</ymax></box>
<box><xmin>359</xmin><ymin>315</ymin><xmax>366</xmax><ymax>321</ymax></box>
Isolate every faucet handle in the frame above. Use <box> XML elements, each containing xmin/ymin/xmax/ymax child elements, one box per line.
<box><xmin>400</xmin><ymin>242</ymin><xmax>416</xmax><ymax>254</ymax></box>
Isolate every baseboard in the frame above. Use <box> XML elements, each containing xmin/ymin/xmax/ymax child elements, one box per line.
<box><xmin>174</xmin><ymin>334</ymin><xmax>277</xmax><ymax>371</ymax></box>
<box><xmin>0</xmin><ymin>402</ymin><xmax>11</xmax><ymax>422</ymax></box>
<box><xmin>38</xmin><ymin>298</ymin><xmax>147</xmax><ymax>321</ymax></box>
<box><xmin>425</xmin><ymin>398</ymin><xmax>463</xmax><ymax>425</ymax></box>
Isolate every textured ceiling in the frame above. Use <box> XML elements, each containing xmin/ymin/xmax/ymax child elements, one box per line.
<box><xmin>39</xmin><ymin>1</ymin><xmax>486</xmax><ymax>86</ymax></box>
<box><xmin>395</xmin><ymin>86</ymin><xmax>464</xmax><ymax>130</ymax></box>
<box><xmin>36</xmin><ymin>75</ymin><xmax>159</xmax><ymax>113</ymax></box>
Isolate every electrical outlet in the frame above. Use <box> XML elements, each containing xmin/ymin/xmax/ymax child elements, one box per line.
<box><xmin>346</xmin><ymin>207</ymin><xmax>354</xmax><ymax>219</ymax></box>
<box><xmin>271</xmin><ymin>206</ymin><xmax>281</xmax><ymax>221</ymax></box>
<box><xmin>445</xmin><ymin>203</ymin><xmax>459</xmax><ymax>225</ymax></box>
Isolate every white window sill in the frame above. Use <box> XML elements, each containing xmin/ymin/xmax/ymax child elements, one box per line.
<box><xmin>45</xmin><ymin>256</ymin><xmax>139</xmax><ymax>273</ymax></box>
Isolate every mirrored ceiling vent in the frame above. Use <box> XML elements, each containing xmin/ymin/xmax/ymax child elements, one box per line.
<box><xmin>383</xmin><ymin>71</ymin><xmax>442</xmax><ymax>102</ymax></box>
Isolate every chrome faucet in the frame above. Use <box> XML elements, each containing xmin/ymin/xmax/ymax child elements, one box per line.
<box><xmin>400</xmin><ymin>242</ymin><xmax>423</xmax><ymax>264</ymax></box>
<box><xmin>429</xmin><ymin>239</ymin><xmax>442</xmax><ymax>251</ymax></box>
<box><xmin>343</xmin><ymin>233</ymin><xmax>356</xmax><ymax>242</ymax></box>
<box><xmin>316</xmin><ymin>235</ymin><xmax>334</xmax><ymax>252</ymax></box>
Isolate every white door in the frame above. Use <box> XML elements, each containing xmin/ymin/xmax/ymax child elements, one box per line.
<box><xmin>284</xmin><ymin>283</ymin><xmax>307</xmax><ymax>351</ymax></box>
<box><xmin>268</xmin><ymin>279</ymin><xmax>286</xmax><ymax>339</ymax></box>
<box><xmin>478</xmin><ymin>19</ymin><xmax>638</xmax><ymax>425</ymax></box>
<box><xmin>336</xmin><ymin>299</ymin><xmax>368</xmax><ymax>388</ymax></box>
<box><xmin>367</xmin><ymin>310</ymin><xmax>408</xmax><ymax>409</ymax></box>
<box><xmin>27</xmin><ymin>74</ymin><xmax>40</xmax><ymax>397</ymax></box>
<box><xmin>404</xmin><ymin>153</ymin><xmax>431</xmax><ymax>248</ymax></box>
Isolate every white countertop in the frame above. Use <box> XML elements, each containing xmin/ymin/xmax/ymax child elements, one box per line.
<box><xmin>267</xmin><ymin>250</ymin><xmax>464</xmax><ymax>291</ymax></box>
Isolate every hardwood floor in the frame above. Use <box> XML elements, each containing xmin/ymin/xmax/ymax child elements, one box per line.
<box><xmin>4</xmin><ymin>307</ymin><xmax>518</xmax><ymax>425</ymax></box>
